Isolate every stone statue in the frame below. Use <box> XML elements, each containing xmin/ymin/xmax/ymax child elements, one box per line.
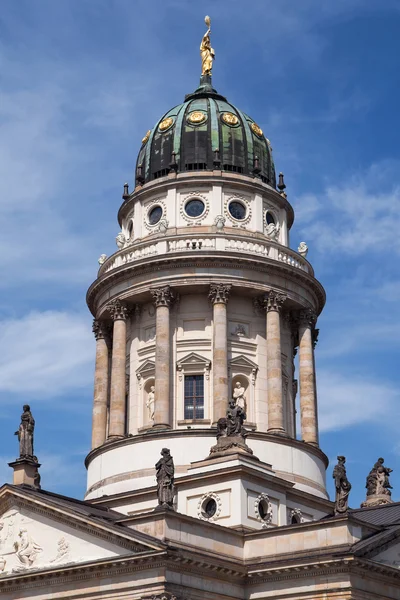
<box><xmin>14</xmin><ymin>405</ymin><xmax>35</xmax><ymax>460</ymax></box>
<box><xmin>232</xmin><ymin>381</ymin><xmax>246</xmax><ymax>410</ymax></box>
<box><xmin>209</xmin><ymin>399</ymin><xmax>254</xmax><ymax>458</ymax></box>
<box><xmin>298</xmin><ymin>242</ymin><xmax>308</xmax><ymax>258</ymax></box>
<box><xmin>14</xmin><ymin>528</ymin><xmax>42</xmax><ymax>567</ymax></box>
<box><xmin>332</xmin><ymin>456</ymin><xmax>351</xmax><ymax>515</ymax></box>
<box><xmin>116</xmin><ymin>232</ymin><xmax>126</xmax><ymax>249</ymax></box>
<box><xmin>265</xmin><ymin>222</ymin><xmax>280</xmax><ymax>241</ymax></box>
<box><xmin>200</xmin><ymin>16</ymin><xmax>215</xmax><ymax>76</ymax></box>
<box><xmin>146</xmin><ymin>386</ymin><xmax>155</xmax><ymax>422</ymax></box>
<box><xmin>98</xmin><ymin>254</ymin><xmax>107</xmax><ymax>265</ymax></box>
<box><xmin>155</xmin><ymin>448</ymin><xmax>175</xmax><ymax>509</ymax></box>
<box><xmin>366</xmin><ymin>458</ymin><xmax>393</xmax><ymax>498</ymax></box>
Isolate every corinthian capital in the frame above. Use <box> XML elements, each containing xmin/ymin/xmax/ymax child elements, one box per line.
<box><xmin>298</xmin><ymin>308</ymin><xmax>317</xmax><ymax>327</ymax></box>
<box><xmin>264</xmin><ymin>290</ymin><xmax>287</xmax><ymax>313</ymax></box>
<box><xmin>92</xmin><ymin>319</ymin><xmax>110</xmax><ymax>340</ymax></box>
<box><xmin>151</xmin><ymin>286</ymin><xmax>175</xmax><ymax>308</ymax></box>
<box><xmin>209</xmin><ymin>283</ymin><xmax>231</xmax><ymax>305</ymax></box>
<box><xmin>107</xmin><ymin>299</ymin><xmax>129</xmax><ymax>321</ymax></box>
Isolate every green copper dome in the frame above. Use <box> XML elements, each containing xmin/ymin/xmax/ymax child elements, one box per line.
<box><xmin>135</xmin><ymin>76</ymin><xmax>276</xmax><ymax>187</ymax></box>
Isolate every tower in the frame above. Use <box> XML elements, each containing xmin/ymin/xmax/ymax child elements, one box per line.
<box><xmin>2</xmin><ymin>18</ymin><xmax>400</xmax><ymax>600</ymax></box>
<box><xmin>85</xmin><ymin>18</ymin><xmax>329</xmax><ymax>527</ymax></box>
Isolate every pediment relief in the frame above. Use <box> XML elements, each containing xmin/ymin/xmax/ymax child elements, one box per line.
<box><xmin>0</xmin><ymin>489</ymin><xmax>162</xmax><ymax>576</ymax></box>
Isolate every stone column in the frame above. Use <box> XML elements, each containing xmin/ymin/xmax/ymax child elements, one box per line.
<box><xmin>209</xmin><ymin>283</ymin><xmax>231</xmax><ymax>423</ymax></box>
<box><xmin>91</xmin><ymin>319</ymin><xmax>110</xmax><ymax>449</ymax></box>
<box><xmin>107</xmin><ymin>299</ymin><xmax>129</xmax><ymax>439</ymax></box>
<box><xmin>150</xmin><ymin>286</ymin><xmax>175</xmax><ymax>429</ymax></box>
<box><xmin>298</xmin><ymin>309</ymin><xmax>319</xmax><ymax>446</ymax></box>
<box><xmin>264</xmin><ymin>290</ymin><xmax>287</xmax><ymax>435</ymax></box>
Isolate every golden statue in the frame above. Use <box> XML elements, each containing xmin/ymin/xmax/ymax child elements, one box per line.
<box><xmin>200</xmin><ymin>15</ymin><xmax>215</xmax><ymax>76</ymax></box>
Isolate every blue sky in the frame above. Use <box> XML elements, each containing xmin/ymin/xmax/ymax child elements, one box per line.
<box><xmin>0</xmin><ymin>0</ymin><xmax>399</xmax><ymax>508</ymax></box>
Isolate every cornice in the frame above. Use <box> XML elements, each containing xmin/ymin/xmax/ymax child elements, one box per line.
<box><xmin>118</xmin><ymin>171</ymin><xmax>295</xmax><ymax>229</ymax></box>
<box><xmin>86</xmin><ymin>254</ymin><xmax>325</xmax><ymax>317</ymax></box>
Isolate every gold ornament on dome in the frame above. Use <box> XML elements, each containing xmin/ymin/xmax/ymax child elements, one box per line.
<box><xmin>187</xmin><ymin>111</ymin><xmax>206</xmax><ymax>124</ymax></box>
<box><xmin>159</xmin><ymin>117</ymin><xmax>174</xmax><ymax>132</ymax></box>
<box><xmin>222</xmin><ymin>112</ymin><xmax>239</xmax><ymax>126</ymax></box>
<box><xmin>200</xmin><ymin>15</ymin><xmax>215</xmax><ymax>76</ymax></box>
<box><xmin>251</xmin><ymin>122</ymin><xmax>263</xmax><ymax>137</ymax></box>
<box><xmin>141</xmin><ymin>130</ymin><xmax>151</xmax><ymax>145</ymax></box>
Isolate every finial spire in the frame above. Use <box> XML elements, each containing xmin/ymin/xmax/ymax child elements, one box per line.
<box><xmin>200</xmin><ymin>16</ymin><xmax>215</xmax><ymax>77</ymax></box>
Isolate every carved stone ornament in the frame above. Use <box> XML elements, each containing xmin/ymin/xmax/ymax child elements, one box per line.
<box><xmin>14</xmin><ymin>528</ymin><xmax>43</xmax><ymax>569</ymax></box>
<box><xmin>263</xmin><ymin>290</ymin><xmax>287</xmax><ymax>313</ymax></box>
<box><xmin>151</xmin><ymin>285</ymin><xmax>176</xmax><ymax>308</ymax></box>
<box><xmin>158</xmin><ymin>218</ymin><xmax>169</xmax><ymax>234</ymax></box>
<box><xmin>333</xmin><ymin>456</ymin><xmax>351</xmax><ymax>515</ymax></box>
<box><xmin>155</xmin><ymin>448</ymin><xmax>175</xmax><ymax>509</ymax></box>
<box><xmin>209</xmin><ymin>283</ymin><xmax>231</xmax><ymax>305</ymax></box>
<box><xmin>98</xmin><ymin>253</ymin><xmax>107</xmax><ymax>265</ymax></box>
<box><xmin>298</xmin><ymin>241</ymin><xmax>308</xmax><ymax>258</ymax></box>
<box><xmin>298</xmin><ymin>308</ymin><xmax>317</xmax><ymax>327</ymax></box>
<box><xmin>107</xmin><ymin>299</ymin><xmax>129</xmax><ymax>321</ymax></box>
<box><xmin>197</xmin><ymin>492</ymin><xmax>222</xmax><ymax>522</ymax></box>
<box><xmin>144</xmin><ymin>594</ymin><xmax>177</xmax><ymax>600</ymax></box>
<box><xmin>214</xmin><ymin>214</ymin><xmax>226</xmax><ymax>230</ymax></box>
<box><xmin>50</xmin><ymin>537</ymin><xmax>70</xmax><ymax>564</ymax></box>
<box><xmin>209</xmin><ymin>399</ymin><xmax>254</xmax><ymax>458</ymax></box>
<box><xmin>92</xmin><ymin>319</ymin><xmax>110</xmax><ymax>341</ymax></box>
<box><xmin>255</xmin><ymin>493</ymin><xmax>273</xmax><ymax>528</ymax></box>
<box><xmin>361</xmin><ymin>457</ymin><xmax>393</xmax><ymax>507</ymax></box>
<box><xmin>116</xmin><ymin>231</ymin><xmax>127</xmax><ymax>249</ymax></box>
<box><xmin>265</xmin><ymin>222</ymin><xmax>280</xmax><ymax>241</ymax></box>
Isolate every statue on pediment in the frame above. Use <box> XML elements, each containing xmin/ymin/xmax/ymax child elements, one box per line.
<box><xmin>366</xmin><ymin>458</ymin><xmax>392</xmax><ymax>497</ymax></box>
<box><xmin>332</xmin><ymin>456</ymin><xmax>351</xmax><ymax>515</ymax></box>
<box><xmin>15</xmin><ymin>405</ymin><xmax>35</xmax><ymax>460</ymax></box>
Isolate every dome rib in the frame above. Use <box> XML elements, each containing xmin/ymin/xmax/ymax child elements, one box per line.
<box><xmin>135</xmin><ymin>80</ymin><xmax>276</xmax><ymax>188</ymax></box>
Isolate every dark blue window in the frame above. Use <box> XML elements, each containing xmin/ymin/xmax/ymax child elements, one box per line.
<box><xmin>184</xmin><ymin>375</ymin><xmax>204</xmax><ymax>420</ymax></box>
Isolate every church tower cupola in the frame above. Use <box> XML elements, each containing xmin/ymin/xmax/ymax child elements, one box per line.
<box><xmin>86</xmin><ymin>17</ymin><xmax>327</xmax><ymax>530</ymax></box>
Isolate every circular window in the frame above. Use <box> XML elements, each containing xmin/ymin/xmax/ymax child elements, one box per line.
<box><xmin>266</xmin><ymin>211</ymin><xmax>275</xmax><ymax>225</ymax></box>
<box><xmin>185</xmin><ymin>199</ymin><xmax>205</xmax><ymax>218</ymax></box>
<box><xmin>148</xmin><ymin>206</ymin><xmax>163</xmax><ymax>225</ymax></box>
<box><xmin>228</xmin><ymin>201</ymin><xmax>246</xmax><ymax>221</ymax></box>
<box><xmin>202</xmin><ymin>498</ymin><xmax>217</xmax><ymax>519</ymax></box>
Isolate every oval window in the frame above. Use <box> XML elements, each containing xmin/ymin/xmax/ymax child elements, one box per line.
<box><xmin>185</xmin><ymin>199</ymin><xmax>205</xmax><ymax>218</ymax></box>
<box><xmin>266</xmin><ymin>211</ymin><xmax>275</xmax><ymax>225</ymax></box>
<box><xmin>202</xmin><ymin>498</ymin><xmax>217</xmax><ymax>519</ymax></box>
<box><xmin>148</xmin><ymin>206</ymin><xmax>162</xmax><ymax>225</ymax></box>
<box><xmin>228</xmin><ymin>201</ymin><xmax>246</xmax><ymax>220</ymax></box>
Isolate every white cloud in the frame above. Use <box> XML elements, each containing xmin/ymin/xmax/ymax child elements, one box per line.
<box><xmin>295</xmin><ymin>164</ymin><xmax>400</xmax><ymax>255</ymax></box>
<box><xmin>317</xmin><ymin>369</ymin><xmax>400</xmax><ymax>433</ymax></box>
<box><xmin>0</xmin><ymin>311</ymin><xmax>93</xmax><ymax>398</ymax></box>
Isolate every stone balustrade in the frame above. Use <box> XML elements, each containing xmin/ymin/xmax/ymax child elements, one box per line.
<box><xmin>100</xmin><ymin>235</ymin><xmax>311</xmax><ymax>276</ymax></box>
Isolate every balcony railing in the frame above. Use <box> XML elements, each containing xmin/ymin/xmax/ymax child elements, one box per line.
<box><xmin>99</xmin><ymin>234</ymin><xmax>312</xmax><ymax>276</ymax></box>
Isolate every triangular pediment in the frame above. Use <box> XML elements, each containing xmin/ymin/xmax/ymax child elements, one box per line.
<box><xmin>136</xmin><ymin>360</ymin><xmax>155</xmax><ymax>377</ymax></box>
<box><xmin>229</xmin><ymin>355</ymin><xmax>258</xmax><ymax>372</ymax></box>
<box><xmin>0</xmin><ymin>485</ymin><xmax>164</xmax><ymax>576</ymax></box>
<box><xmin>176</xmin><ymin>352</ymin><xmax>211</xmax><ymax>369</ymax></box>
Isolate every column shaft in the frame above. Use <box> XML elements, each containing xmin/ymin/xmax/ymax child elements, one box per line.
<box><xmin>298</xmin><ymin>310</ymin><xmax>318</xmax><ymax>446</ymax></box>
<box><xmin>91</xmin><ymin>321</ymin><xmax>109</xmax><ymax>449</ymax></box>
<box><xmin>108</xmin><ymin>300</ymin><xmax>129</xmax><ymax>439</ymax></box>
<box><xmin>209</xmin><ymin>284</ymin><xmax>231</xmax><ymax>423</ymax></box>
<box><xmin>265</xmin><ymin>291</ymin><xmax>286</xmax><ymax>435</ymax></box>
<box><xmin>151</xmin><ymin>286</ymin><xmax>174</xmax><ymax>428</ymax></box>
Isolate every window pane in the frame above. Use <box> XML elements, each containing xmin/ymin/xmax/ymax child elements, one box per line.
<box><xmin>184</xmin><ymin>374</ymin><xmax>204</xmax><ymax>420</ymax></box>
